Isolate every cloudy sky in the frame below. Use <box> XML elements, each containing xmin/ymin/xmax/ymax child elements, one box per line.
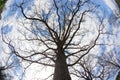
<box><xmin>0</xmin><ymin>0</ymin><xmax>120</xmax><ymax>80</ymax></box>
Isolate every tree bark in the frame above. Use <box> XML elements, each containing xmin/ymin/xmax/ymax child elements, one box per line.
<box><xmin>53</xmin><ymin>48</ymin><xmax>71</xmax><ymax>80</ymax></box>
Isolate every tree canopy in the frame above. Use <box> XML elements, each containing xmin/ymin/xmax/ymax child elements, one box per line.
<box><xmin>1</xmin><ymin>0</ymin><xmax>120</xmax><ymax>80</ymax></box>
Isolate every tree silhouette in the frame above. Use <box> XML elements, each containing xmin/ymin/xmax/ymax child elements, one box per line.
<box><xmin>97</xmin><ymin>47</ymin><xmax>120</xmax><ymax>80</ymax></box>
<box><xmin>115</xmin><ymin>0</ymin><xmax>120</xmax><ymax>8</ymax></box>
<box><xmin>0</xmin><ymin>0</ymin><xmax>7</xmax><ymax>18</ymax></box>
<box><xmin>0</xmin><ymin>67</ymin><xmax>4</xmax><ymax>80</ymax></box>
<box><xmin>116</xmin><ymin>71</ymin><xmax>120</xmax><ymax>80</ymax></box>
<box><xmin>1</xmin><ymin>0</ymin><xmax>116</xmax><ymax>80</ymax></box>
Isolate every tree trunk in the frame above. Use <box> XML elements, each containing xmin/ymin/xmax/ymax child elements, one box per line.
<box><xmin>53</xmin><ymin>50</ymin><xmax>71</xmax><ymax>80</ymax></box>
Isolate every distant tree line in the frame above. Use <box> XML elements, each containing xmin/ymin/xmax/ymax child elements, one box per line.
<box><xmin>0</xmin><ymin>0</ymin><xmax>7</xmax><ymax>19</ymax></box>
<box><xmin>115</xmin><ymin>0</ymin><xmax>120</xmax><ymax>8</ymax></box>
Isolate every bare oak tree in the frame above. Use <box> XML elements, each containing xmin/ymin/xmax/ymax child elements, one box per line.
<box><xmin>1</xmin><ymin>0</ymin><xmax>115</xmax><ymax>80</ymax></box>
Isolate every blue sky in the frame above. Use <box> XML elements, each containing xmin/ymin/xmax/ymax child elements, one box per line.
<box><xmin>0</xmin><ymin>0</ymin><xmax>120</xmax><ymax>80</ymax></box>
<box><xmin>1</xmin><ymin>24</ymin><xmax>13</xmax><ymax>34</ymax></box>
<box><xmin>1</xmin><ymin>0</ymin><xmax>115</xmax><ymax>35</ymax></box>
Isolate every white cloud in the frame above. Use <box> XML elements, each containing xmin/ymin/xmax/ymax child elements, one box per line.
<box><xmin>104</xmin><ymin>0</ymin><xmax>120</xmax><ymax>17</ymax></box>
